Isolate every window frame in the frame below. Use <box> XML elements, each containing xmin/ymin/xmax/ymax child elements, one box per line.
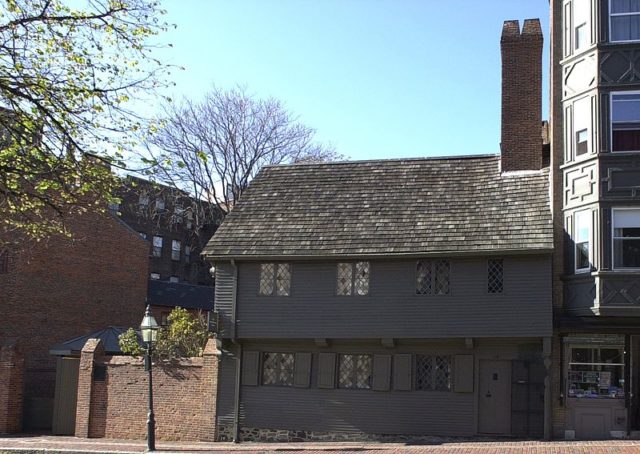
<box><xmin>261</xmin><ymin>352</ymin><xmax>295</xmax><ymax>387</ymax></box>
<box><xmin>336</xmin><ymin>262</ymin><xmax>370</xmax><ymax>296</ymax></box>
<box><xmin>487</xmin><ymin>258</ymin><xmax>504</xmax><ymax>294</ymax></box>
<box><xmin>567</xmin><ymin>342</ymin><xmax>625</xmax><ymax>400</ymax></box>
<box><xmin>572</xmin><ymin>96</ymin><xmax>592</xmax><ymax>159</ymax></box>
<box><xmin>152</xmin><ymin>236</ymin><xmax>163</xmax><ymax>257</ymax></box>
<box><xmin>171</xmin><ymin>239</ymin><xmax>181</xmax><ymax>261</ymax></box>
<box><xmin>169</xmin><ymin>275</ymin><xmax>179</xmax><ymax>283</ymax></box>
<box><xmin>612</xmin><ymin>207</ymin><xmax>640</xmax><ymax>270</ymax></box>
<box><xmin>415</xmin><ymin>259</ymin><xmax>450</xmax><ymax>296</ymax></box>
<box><xmin>150</xmin><ymin>272</ymin><xmax>160</xmax><ymax>280</ymax></box>
<box><xmin>610</xmin><ymin>91</ymin><xmax>640</xmax><ymax>153</ymax></box>
<box><xmin>573</xmin><ymin>0</ymin><xmax>591</xmax><ymax>50</ymax></box>
<box><xmin>338</xmin><ymin>353</ymin><xmax>372</xmax><ymax>390</ymax></box>
<box><xmin>575</xmin><ymin>210</ymin><xmax>592</xmax><ymax>273</ymax></box>
<box><xmin>609</xmin><ymin>0</ymin><xmax>640</xmax><ymax>43</ymax></box>
<box><xmin>258</xmin><ymin>263</ymin><xmax>292</xmax><ymax>296</ymax></box>
<box><xmin>415</xmin><ymin>354</ymin><xmax>452</xmax><ymax>392</ymax></box>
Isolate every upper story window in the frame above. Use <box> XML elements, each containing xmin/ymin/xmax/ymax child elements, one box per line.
<box><xmin>152</xmin><ymin>236</ymin><xmax>163</xmax><ymax>257</ymax></box>
<box><xmin>259</xmin><ymin>263</ymin><xmax>291</xmax><ymax>296</ymax></box>
<box><xmin>575</xmin><ymin>210</ymin><xmax>592</xmax><ymax>272</ymax></box>
<box><xmin>338</xmin><ymin>354</ymin><xmax>372</xmax><ymax>389</ymax></box>
<box><xmin>611</xmin><ymin>93</ymin><xmax>640</xmax><ymax>152</ymax></box>
<box><xmin>613</xmin><ymin>208</ymin><xmax>640</xmax><ymax>268</ymax></box>
<box><xmin>610</xmin><ymin>0</ymin><xmax>640</xmax><ymax>42</ymax></box>
<box><xmin>139</xmin><ymin>193</ymin><xmax>149</xmax><ymax>207</ymax></box>
<box><xmin>169</xmin><ymin>275</ymin><xmax>179</xmax><ymax>283</ymax></box>
<box><xmin>487</xmin><ymin>259</ymin><xmax>504</xmax><ymax>293</ymax></box>
<box><xmin>171</xmin><ymin>240</ymin><xmax>181</xmax><ymax>261</ymax></box>
<box><xmin>416</xmin><ymin>260</ymin><xmax>450</xmax><ymax>295</ymax></box>
<box><xmin>139</xmin><ymin>231</ymin><xmax>147</xmax><ymax>240</ymax></box>
<box><xmin>573</xmin><ymin>96</ymin><xmax>591</xmax><ymax>157</ymax></box>
<box><xmin>155</xmin><ymin>197</ymin><xmax>165</xmax><ymax>211</ymax></box>
<box><xmin>150</xmin><ymin>272</ymin><xmax>160</xmax><ymax>280</ymax></box>
<box><xmin>574</xmin><ymin>0</ymin><xmax>591</xmax><ymax>49</ymax></box>
<box><xmin>337</xmin><ymin>262</ymin><xmax>370</xmax><ymax>296</ymax></box>
<box><xmin>185</xmin><ymin>246</ymin><xmax>191</xmax><ymax>264</ymax></box>
<box><xmin>415</xmin><ymin>355</ymin><xmax>451</xmax><ymax>391</ymax></box>
<box><xmin>262</xmin><ymin>352</ymin><xmax>294</xmax><ymax>386</ymax></box>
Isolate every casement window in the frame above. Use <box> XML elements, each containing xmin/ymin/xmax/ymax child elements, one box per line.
<box><xmin>487</xmin><ymin>259</ymin><xmax>504</xmax><ymax>293</ymax></box>
<box><xmin>610</xmin><ymin>0</ymin><xmax>640</xmax><ymax>42</ymax></box>
<box><xmin>155</xmin><ymin>197</ymin><xmax>165</xmax><ymax>210</ymax></box>
<box><xmin>611</xmin><ymin>92</ymin><xmax>640</xmax><ymax>152</ymax></box>
<box><xmin>573</xmin><ymin>0</ymin><xmax>591</xmax><ymax>49</ymax></box>
<box><xmin>262</xmin><ymin>352</ymin><xmax>294</xmax><ymax>386</ymax></box>
<box><xmin>152</xmin><ymin>236</ymin><xmax>163</xmax><ymax>257</ymax></box>
<box><xmin>185</xmin><ymin>246</ymin><xmax>191</xmax><ymax>264</ymax></box>
<box><xmin>568</xmin><ymin>341</ymin><xmax>625</xmax><ymax>399</ymax></box>
<box><xmin>171</xmin><ymin>240</ymin><xmax>181</xmax><ymax>261</ymax></box>
<box><xmin>0</xmin><ymin>249</ymin><xmax>8</xmax><ymax>274</ymax></box>
<box><xmin>150</xmin><ymin>272</ymin><xmax>160</xmax><ymax>280</ymax></box>
<box><xmin>415</xmin><ymin>355</ymin><xmax>452</xmax><ymax>391</ymax></box>
<box><xmin>416</xmin><ymin>260</ymin><xmax>450</xmax><ymax>295</ymax></box>
<box><xmin>336</xmin><ymin>262</ymin><xmax>370</xmax><ymax>296</ymax></box>
<box><xmin>259</xmin><ymin>263</ymin><xmax>291</xmax><ymax>296</ymax></box>
<box><xmin>573</xmin><ymin>96</ymin><xmax>591</xmax><ymax>157</ymax></box>
<box><xmin>575</xmin><ymin>210</ymin><xmax>592</xmax><ymax>272</ymax></box>
<box><xmin>169</xmin><ymin>275</ymin><xmax>179</xmax><ymax>283</ymax></box>
<box><xmin>613</xmin><ymin>208</ymin><xmax>640</xmax><ymax>268</ymax></box>
<box><xmin>338</xmin><ymin>354</ymin><xmax>372</xmax><ymax>389</ymax></box>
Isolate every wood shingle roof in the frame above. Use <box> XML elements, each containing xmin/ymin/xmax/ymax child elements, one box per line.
<box><xmin>203</xmin><ymin>155</ymin><xmax>553</xmax><ymax>259</ymax></box>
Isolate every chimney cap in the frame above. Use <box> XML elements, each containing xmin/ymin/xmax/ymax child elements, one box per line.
<box><xmin>522</xmin><ymin>18</ymin><xmax>542</xmax><ymax>35</ymax></box>
<box><xmin>501</xmin><ymin>20</ymin><xmax>520</xmax><ymax>40</ymax></box>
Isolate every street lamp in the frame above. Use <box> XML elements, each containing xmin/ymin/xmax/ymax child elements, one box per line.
<box><xmin>140</xmin><ymin>304</ymin><xmax>159</xmax><ymax>452</ymax></box>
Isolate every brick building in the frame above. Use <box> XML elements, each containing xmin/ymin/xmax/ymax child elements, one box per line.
<box><xmin>0</xmin><ymin>210</ymin><xmax>149</xmax><ymax>431</ymax></box>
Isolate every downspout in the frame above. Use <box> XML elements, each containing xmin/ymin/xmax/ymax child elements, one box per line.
<box><xmin>230</xmin><ymin>259</ymin><xmax>241</xmax><ymax>443</ymax></box>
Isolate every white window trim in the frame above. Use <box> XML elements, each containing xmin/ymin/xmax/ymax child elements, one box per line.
<box><xmin>573</xmin><ymin>0</ymin><xmax>591</xmax><ymax>50</ymax></box>
<box><xmin>611</xmin><ymin>207</ymin><xmax>640</xmax><ymax>270</ymax></box>
<box><xmin>573</xmin><ymin>96</ymin><xmax>592</xmax><ymax>159</ymax></box>
<box><xmin>610</xmin><ymin>91</ymin><xmax>640</xmax><ymax>153</ymax></box>
<box><xmin>575</xmin><ymin>210</ymin><xmax>592</xmax><ymax>274</ymax></box>
<box><xmin>609</xmin><ymin>1</ymin><xmax>640</xmax><ymax>43</ymax></box>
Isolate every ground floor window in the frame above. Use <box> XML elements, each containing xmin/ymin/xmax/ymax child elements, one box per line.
<box><xmin>338</xmin><ymin>354</ymin><xmax>372</xmax><ymax>389</ymax></box>
<box><xmin>262</xmin><ymin>352</ymin><xmax>294</xmax><ymax>386</ymax></box>
<box><xmin>566</xmin><ymin>335</ymin><xmax>625</xmax><ymax>399</ymax></box>
<box><xmin>415</xmin><ymin>355</ymin><xmax>452</xmax><ymax>391</ymax></box>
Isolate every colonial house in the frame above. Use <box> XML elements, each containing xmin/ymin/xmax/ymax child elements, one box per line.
<box><xmin>204</xmin><ymin>19</ymin><xmax>554</xmax><ymax>441</ymax></box>
<box><xmin>549</xmin><ymin>0</ymin><xmax>640</xmax><ymax>440</ymax></box>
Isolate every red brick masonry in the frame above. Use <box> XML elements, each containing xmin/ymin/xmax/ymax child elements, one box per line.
<box><xmin>0</xmin><ymin>340</ymin><xmax>24</xmax><ymax>434</ymax></box>
<box><xmin>75</xmin><ymin>337</ymin><xmax>220</xmax><ymax>441</ymax></box>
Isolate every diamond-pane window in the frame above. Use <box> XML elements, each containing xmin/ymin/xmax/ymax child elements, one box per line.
<box><xmin>354</xmin><ymin>262</ymin><xmax>369</xmax><ymax>295</ymax></box>
<box><xmin>262</xmin><ymin>352</ymin><xmax>294</xmax><ymax>386</ymax></box>
<box><xmin>338</xmin><ymin>354</ymin><xmax>372</xmax><ymax>389</ymax></box>
<box><xmin>416</xmin><ymin>260</ymin><xmax>432</xmax><ymax>294</ymax></box>
<box><xmin>337</xmin><ymin>263</ymin><xmax>353</xmax><ymax>295</ymax></box>
<box><xmin>488</xmin><ymin>259</ymin><xmax>504</xmax><ymax>294</ymax></box>
<box><xmin>434</xmin><ymin>260</ymin><xmax>450</xmax><ymax>295</ymax></box>
<box><xmin>416</xmin><ymin>355</ymin><xmax>451</xmax><ymax>391</ymax></box>
<box><xmin>275</xmin><ymin>264</ymin><xmax>291</xmax><ymax>296</ymax></box>
<box><xmin>417</xmin><ymin>260</ymin><xmax>450</xmax><ymax>295</ymax></box>
<box><xmin>259</xmin><ymin>263</ymin><xmax>275</xmax><ymax>295</ymax></box>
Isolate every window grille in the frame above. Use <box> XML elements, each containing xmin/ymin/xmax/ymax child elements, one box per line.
<box><xmin>338</xmin><ymin>354</ymin><xmax>372</xmax><ymax>389</ymax></box>
<box><xmin>488</xmin><ymin>259</ymin><xmax>504</xmax><ymax>293</ymax></box>
<box><xmin>416</xmin><ymin>260</ymin><xmax>450</xmax><ymax>295</ymax></box>
<box><xmin>337</xmin><ymin>262</ymin><xmax>369</xmax><ymax>296</ymax></box>
<box><xmin>259</xmin><ymin>263</ymin><xmax>291</xmax><ymax>296</ymax></box>
<box><xmin>262</xmin><ymin>352</ymin><xmax>294</xmax><ymax>386</ymax></box>
<box><xmin>337</xmin><ymin>263</ymin><xmax>353</xmax><ymax>295</ymax></box>
<box><xmin>354</xmin><ymin>262</ymin><xmax>369</xmax><ymax>295</ymax></box>
<box><xmin>416</xmin><ymin>355</ymin><xmax>451</xmax><ymax>391</ymax></box>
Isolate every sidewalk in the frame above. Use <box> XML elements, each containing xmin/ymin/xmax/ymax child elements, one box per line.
<box><xmin>2</xmin><ymin>434</ymin><xmax>640</xmax><ymax>454</ymax></box>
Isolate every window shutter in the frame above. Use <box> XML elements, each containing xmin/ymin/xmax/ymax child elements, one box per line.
<box><xmin>393</xmin><ymin>354</ymin><xmax>412</xmax><ymax>391</ymax></box>
<box><xmin>454</xmin><ymin>354</ymin><xmax>474</xmax><ymax>393</ymax></box>
<box><xmin>372</xmin><ymin>355</ymin><xmax>391</xmax><ymax>391</ymax></box>
<box><xmin>317</xmin><ymin>353</ymin><xmax>336</xmax><ymax>389</ymax></box>
<box><xmin>241</xmin><ymin>351</ymin><xmax>260</xmax><ymax>386</ymax></box>
<box><xmin>294</xmin><ymin>352</ymin><xmax>312</xmax><ymax>388</ymax></box>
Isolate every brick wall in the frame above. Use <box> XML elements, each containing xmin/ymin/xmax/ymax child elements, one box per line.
<box><xmin>0</xmin><ymin>340</ymin><xmax>24</xmax><ymax>434</ymax></box>
<box><xmin>0</xmin><ymin>210</ymin><xmax>149</xmax><ymax>429</ymax></box>
<box><xmin>75</xmin><ymin>337</ymin><xmax>220</xmax><ymax>442</ymax></box>
<box><xmin>500</xmin><ymin>19</ymin><xmax>544</xmax><ymax>172</ymax></box>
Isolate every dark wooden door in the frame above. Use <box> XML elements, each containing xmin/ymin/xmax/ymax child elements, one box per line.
<box><xmin>52</xmin><ymin>356</ymin><xmax>80</xmax><ymax>435</ymax></box>
<box><xmin>479</xmin><ymin>360</ymin><xmax>512</xmax><ymax>435</ymax></box>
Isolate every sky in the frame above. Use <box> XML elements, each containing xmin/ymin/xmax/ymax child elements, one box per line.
<box><xmin>148</xmin><ymin>0</ymin><xmax>551</xmax><ymax>161</ymax></box>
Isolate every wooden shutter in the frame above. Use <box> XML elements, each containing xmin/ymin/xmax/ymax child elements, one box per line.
<box><xmin>317</xmin><ymin>353</ymin><xmax>336</xmax><ymax>389</ymax></box>
<box><xmin>454</xmin><ymin>354</ymin><xmax>474</xmax><ymax>393</ymax></box>
<box><xmin>393</xmin><ymin>354</ymin><xmax>412</xmax><ymax>391</ymax></box>
<box><xmin>372</xmin><ymin>354</ymin><xmax>391</xmax><ymax>391</ymax></box>
<box><xmin>294</xmin><ymin>352</ymin><xmax>312</xmax><ymax>388</ymax></box>
<box><xmin>241</xmin><ymin>350</ymin><xmax>260</xmax><ymax>386</ymax></box>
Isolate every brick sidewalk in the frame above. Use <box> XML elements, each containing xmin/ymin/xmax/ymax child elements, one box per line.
<box><xmin>2</xmin><ymin>435</ymin><xmax>640</xmax><ymax>454</ymax></box>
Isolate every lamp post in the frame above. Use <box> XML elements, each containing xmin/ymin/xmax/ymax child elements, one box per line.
<box><xmin>140</xmin><ymin>305</ymin><xmax>159</xmax><ymax>452</ymax></box>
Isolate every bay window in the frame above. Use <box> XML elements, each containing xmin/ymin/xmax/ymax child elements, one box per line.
<box><xmin>613</xmin><ymin>208</ymin><xmax>640</xmax><ymax>268</ymax></box>
<box><xmin>575</xmin><ymin>210</ymin><xmax>591</xmax><ymax>272</ymax></box>
<box><xmin>610</xmin><ymin>0</ymin><xmax>640</xmax><ymax>42</ymax></box>
<box><xmin>611</xmin><ymin>93</ymin><xmax>640</xmax><ymax>152</ymax></box>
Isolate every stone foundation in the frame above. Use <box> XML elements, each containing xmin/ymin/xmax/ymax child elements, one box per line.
<box><xmin>217</xmin><ymin>425</ymin><xmax>492</xmax><ymax>443</ymax></box>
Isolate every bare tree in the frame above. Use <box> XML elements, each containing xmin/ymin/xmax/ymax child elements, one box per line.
<box><xmin>144</xmin><ymin>86</ymin><xmax>339</xmax><ymax>222</ymax></box>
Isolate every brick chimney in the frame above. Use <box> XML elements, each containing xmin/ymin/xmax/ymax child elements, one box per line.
<box><xmin>500</xmin><ymin>19</ymin><xmax>543</xmax><ymax>172</ymax></box>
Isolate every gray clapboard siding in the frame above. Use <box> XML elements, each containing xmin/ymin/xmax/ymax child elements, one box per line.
<box><xmin>214</xmin><ymin>262</ymin><xmax>237</xmax><ymax>338</ymax></box>
<box><xmin>229</xmin><ymin>256</ymin><xmax>551</xmax><ymax>339</ymax></box>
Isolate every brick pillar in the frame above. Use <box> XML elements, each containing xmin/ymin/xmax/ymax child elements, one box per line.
<box><xmin>200</xmin><ymin>338</ymin><xmax>221</xmax><ymax>442</ymax></box>
<box><xmin>0</xmin><ymin>340</ymin><xmax>24</xmax><ymax>434</ymax></box>
<box><xmin>75</xmin><ymin>338</ymin><xmax>103</xmax><ymax>438</ymax></box>
<box><xmin>500</xmin><ymin>18</ymin><xmax>544</xmax><ymax>172</ymax></box>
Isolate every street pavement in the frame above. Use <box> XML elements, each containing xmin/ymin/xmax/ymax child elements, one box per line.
<box><xmin>2</xmin><ymin>435</ymin><xmax>640</xmax><ymax>454</ymax></box>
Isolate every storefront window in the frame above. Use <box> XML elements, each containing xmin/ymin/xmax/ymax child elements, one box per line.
<box><xmin>568</xmin><ymin>345</ymin><xmax>625</xmax><ymax>399</ymax></box>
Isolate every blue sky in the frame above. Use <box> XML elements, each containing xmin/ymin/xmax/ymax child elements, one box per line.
<box><xmin>150</xmin><ymin>1</ymin><xmax>550</xmax><ymax>160</ymax></box>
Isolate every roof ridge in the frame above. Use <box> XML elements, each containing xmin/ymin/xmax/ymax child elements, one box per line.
<box><xmin>264</xmin><ymin>154</ymin><xmax>500</xmax><ymax>169</ymax></box>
